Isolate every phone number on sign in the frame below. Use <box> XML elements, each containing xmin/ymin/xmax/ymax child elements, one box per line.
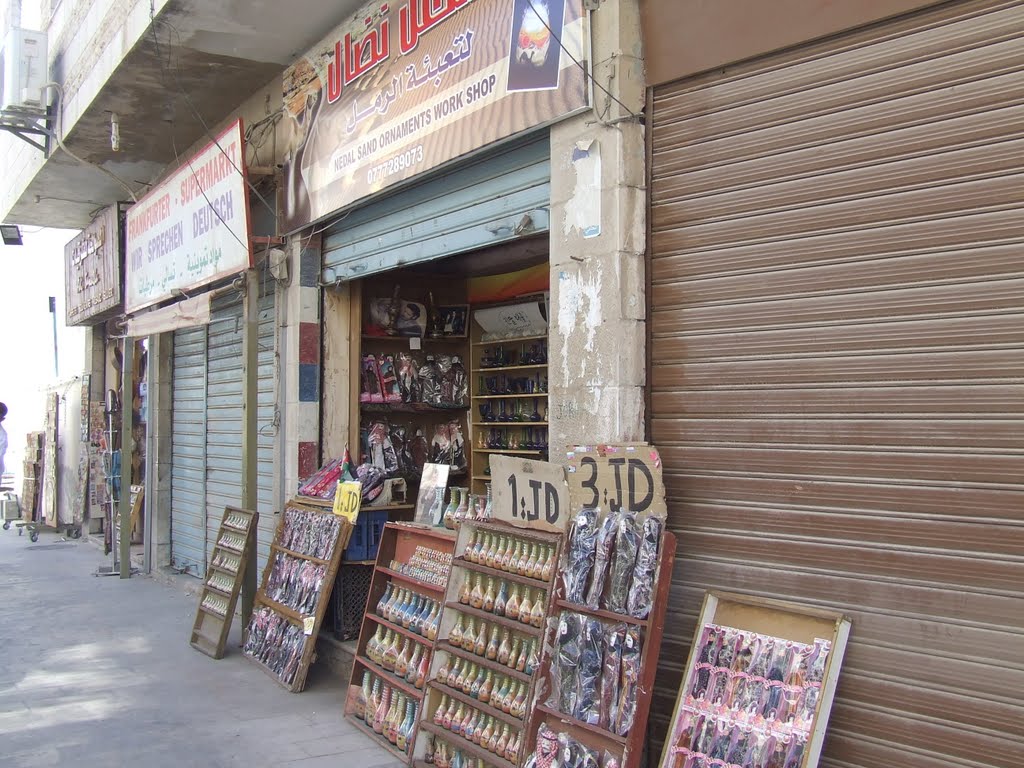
<box><xmin>367</xmin><ymin>146</ymin><xmax>424</xmax><ymax>185</ymax></box>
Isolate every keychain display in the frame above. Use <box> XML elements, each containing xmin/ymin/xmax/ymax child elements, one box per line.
<box><xmin>562</xmin><ymin>508</ymin><xmax>599</xmax><ymax>604</ymax></box>
<box><xmin>243</xmin><ymin>606</ymin><xmax>306</xmax><ymax>685</ymax></box>
<box><xmin>266</xmin><ymin>552</ymin><xmax>328</xmax><ymax>614</ymax></box>
<box><xmin>668</xmin><ymin>623</ymin><xmax>832</xmax><ymax>768</ymax></box>
<box><xmin>279</xmin><ymin>505</ymin><xmax>343</xmax><ymax>560</ymax></box>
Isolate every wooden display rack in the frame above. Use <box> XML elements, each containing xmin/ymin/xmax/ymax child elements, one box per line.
<box><xmin>523</xmin><ymin>524</ymin><xmax>678</xmax><ymax>768</ymax></box>
<box><xmin>411</xmin><ymin>519</ymin><xmax>564</xmax><ymax>768</ymax></box>
<box><xmin>244</xmin><ymin>499</ymin><xmax>352</xmax><ymax>692</ymax></box>
<box><xmin>345</xmin><ymin>522</ymin><xmax>458</xmax><ymax>762</ymax></box>
<box><xmin>190</xmin><ymin>505</ymin><xmax>258</xmax><ymax>659</ymax></box>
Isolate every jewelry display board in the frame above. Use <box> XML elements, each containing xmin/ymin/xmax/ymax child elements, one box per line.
<box><xmin>411</xmin><ymin>519</ymin><xmax>564</xmax><ymax>768</ymax></box>
<box><xmin>243</xmin><ymin>499</ymin><xmax>352</xmax><ymax>692</ymax></box>
<box><xmin>345</xmin><ymin>523</ymin><xmax>458</xmax><ymax>761</ymax></box>
<box><xmin>657</xmin><ymin>592</ymin><xmax>851</xmax><ymax>768</ymax></box>
<box><xmin>190</xmin><ymin>505</ymin><xmax>258</xmax><ymax>660</ymax></box>
<box><xmin>522</xmin><ymin>508</ymin><xmax>677</xmax><ymax>768</ymax></box>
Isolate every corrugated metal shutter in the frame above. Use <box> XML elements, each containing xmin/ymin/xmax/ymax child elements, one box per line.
<box><xmin>170</xmin><ymin>325</ymin><xmax>208</xmax><ymax>577</ymax></box>
<box><xmin>323</xmin><ymin>135</ymin><xmax>549</xmax><ymax>280</ymax></box>
<box><xmin>205</xmin><ymin>292</ymin><xmax>278</xmax><ymax>576</ymax></box>
<box><xmin>647</xmin><ymin>2</ymin><xmax>1024</xmax><ymax>767</ymax></box>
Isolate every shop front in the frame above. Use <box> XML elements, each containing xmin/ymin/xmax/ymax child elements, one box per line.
<box><xmin>645</xmin><ymin>0</ymin><xmax>1024</xmax><ymax>765</ymax></box>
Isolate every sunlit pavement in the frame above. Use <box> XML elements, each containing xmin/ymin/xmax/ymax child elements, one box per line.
<box><xmin>0</xmin><ymin>528</ymin><xmax>403</xmax><ymax>768</ymax></box>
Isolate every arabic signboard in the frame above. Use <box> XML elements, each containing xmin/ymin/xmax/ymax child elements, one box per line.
<box><xmin>282</xmin><ymin>0</ymin><xmax>589</xmax><ymax>231</ymax></box>
<box><xmin>65</xmin><ymin>205</ymin><xmax>123</xmax><ymax>326</ymax></box>
<box><xmin>124</xmin><ymin>120</ymin><xmax>252</xmax><ymax>314</ymax></box>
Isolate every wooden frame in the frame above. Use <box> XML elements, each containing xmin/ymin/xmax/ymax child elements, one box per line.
<box><xmin>411</xmin><ymin>519</ymin><xmax>564</xmax><ymax>768</ymax></box>
<box><xmin>523</xmin><ymin>527</ymin><xmax>678</xmax><ymax>768</ymax></box>
<box><xmin>244</xmin><ymin>499</ymin><xmax>353</xmax><ymax>692</ymax></box>
<box><xmin>190</xmin><ymin>505</ymin><xmax>258</xmax><ymax>659</ymax></box>
<box><xmin>656</xmin><ymin>592</ymin><xmax>852</xmax><ymax>768</ymax></box>
<box><xmin>345</xmin><ymin>522</ymin><xmax>458</xmax><ymax>762</ymax></box>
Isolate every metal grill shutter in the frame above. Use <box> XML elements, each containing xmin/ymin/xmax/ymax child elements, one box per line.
<box><xmin>323</xmin><ymin>135</ymin><xmax>549</xmax><ymax>280</ymax></box>
<box><xmin>205</xmin><ymin>293</ymin><xmax>277</xmax><ymax>577</ymax></box>
<box><xmin>648</xmin><ymin>2</ymin><xmax>1024</xmax><ymax>767</ymax></box>
<box><xmin>170</xmin><ymin>326</ymin><xmax>208</xmax><ymax>577</ymax></box>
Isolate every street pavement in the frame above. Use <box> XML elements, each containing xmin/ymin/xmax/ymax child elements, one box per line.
<box><xmin>0</xmin><ymin>527</ymin><xmax>404</xmax><ymax>768</ymax></box>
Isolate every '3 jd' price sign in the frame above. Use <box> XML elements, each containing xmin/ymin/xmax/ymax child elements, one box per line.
<box><xmin>490</xmin><ymin>456</ymin><xmax>571</xmax><ymax>533</ymax></box>
<box><xmin>565</xmin><ymin>444</ymin><xmax>667</xmax><ymax>518</ymax></box>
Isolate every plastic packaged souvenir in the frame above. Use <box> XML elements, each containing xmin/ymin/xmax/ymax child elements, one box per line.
<box><xmin>409</xmin><ymin>427</ymin><xmax>429</xmax><ymax>469</ymax></box>
<box><xmin>600</xmin><ymin>623</ymin><xmax>626</xmax><ymax>729</ymax></box>
<box><xmin>601</xmin><ymin>751</ymin><xmax>620</xmax><ymax>768</ymax></box>
<box><xmin>447</xmin><ymin>355</ymin><xmax>468</xmax><ymax>406</ymax></box>
<box><xmin>691</xmin><ymin>627</ymin><xmax>722</xmax><ymax>700</ymax></box>
<box><xmin>361</xmin><ymin>354</ymin><xmax>384</xmax><ymax>403</ymax></box>
<box><xmin>524</xmin><ymin>724</ymin><xmax>560</xmax><ymax>768</ymax></box>
<box><xmin>605</xmin><ymin>510</ymin><xmax>640</xmax><ymax>614</ymax></box>
<box><xmin>367</xmin><ymin>420</ymin><xmax>400</xmax><ymax>476</ymax></box>
<box><xmin>378</xmin><ymin>355</ymin><xmax>403</xmax><ymax>403</ymax></box>
<box><xmin>577</xmin><ymin>617</ymin><xmax>605</xmax><ymax>724</ymax></box>
<box><xmin>562</xmin><ymin>508</ymin><xmax>600</xmax><ymax>604</ymax></box>
<box><xmin>429</xmin><ymin>423</ymin><xmax>452</xmax><ymax>467</ymax></box>
<box><xmin>584</xmin><ymin>512</ymin><xmax>617</xmax><ymax>609</ymax></box>
<box><xmin>419</xmin><ymin>355</ymin><xmax>441</xmax><ymax>405</ymax></box>
<box><xmin>558</xmin><ymin>731</ymin><xmax>600</xmax><ymax>768</ymax></box>
<box><xmin>436</xmin><ymin>355</ymin><xmax>454</xmax><ymax>404</ymax></box>
<box><xmin>626</xmin><ymin>515</ymin><xmax>662</xmax><ymax>618</ymax></box>
<box><xmin>614</xmin><ymin>626</ymin><xmax>641</xmax><ymax>735</ymax></box>
<box><xmin>549</xmin><ymin>612</ymin><xmax>583</xmax><ymax>715</ymax></box>
<box><xmin>397</xmin><ymin>353</ymin><xmax>420</xmax><ymax>403</ymax></box>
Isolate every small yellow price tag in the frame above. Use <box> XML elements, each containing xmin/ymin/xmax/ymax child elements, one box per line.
<box><xmin>303</xmin><ymin>616</ymin><xmax>315</xmax><ymax>635</ymax></box>
<box><xmin>333</xmin><ymin>481</ymin><xmax>362</xmax><ymax>524</ymax></box>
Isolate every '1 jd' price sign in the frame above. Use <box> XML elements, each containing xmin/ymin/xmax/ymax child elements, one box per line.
<box><xmin>333</xmin><ymin>480</ymin><xmax>362</xmax><ymax>524</ymax></box>
<box><xmin>490</xmin><ymin>456</ymin><xmax>571</xmax><ymax>533</ymax></box>
<box><xmin>566</xmin><ymin>445</ymin><xmax>667</xmax><ymax>517</ymax></box>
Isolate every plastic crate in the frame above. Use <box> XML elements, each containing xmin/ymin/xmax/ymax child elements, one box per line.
<box><xmin>332</xmin><ymin>563</ymin><xmax>374</xmax><ymax>641</ymax></box>
<box><xmin>343</xmin><ymin>508</ymin><xmax>389</xmax><ymax>561</ymax></box>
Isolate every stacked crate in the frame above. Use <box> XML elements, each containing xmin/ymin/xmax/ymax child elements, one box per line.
<box><xmin>20</xmin><ymin>432</ymin><xmax>43</xmax><ymax>522</ymax></box>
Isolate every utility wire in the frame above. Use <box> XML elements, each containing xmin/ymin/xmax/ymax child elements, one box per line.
<box><xmin>523</xmin><ymin>0</ymin><xmax>642</xmax><ymax>122</ymax></box>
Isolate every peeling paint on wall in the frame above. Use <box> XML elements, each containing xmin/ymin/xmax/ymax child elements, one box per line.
<box><xmin>556</xmin><ymin>267</ymin><xmax>603</xmax><ymax>388</ymax></box>
<box><xmin>563</xmin><ymin>139</ymin><xmax>602</xmax><ymax>238</ymax></box>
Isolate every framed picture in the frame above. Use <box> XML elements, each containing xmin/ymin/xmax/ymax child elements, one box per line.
<box><xmin>437</xmin><ymin>304</ymin><xmax>469</xmax><ymax>338</ymax></box>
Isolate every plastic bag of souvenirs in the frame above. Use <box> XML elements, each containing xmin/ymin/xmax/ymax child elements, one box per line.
<box><xmin>378</xmin><ymin>354</ymin><xmax>403</xmax><ymax>403</ymax></box>
<box><xmin>626</xmin><ymin>515</ymin><xmax>662</xmax><ymax>618</ymax></box>
<box><xmin>547</xmin><ymin>611</ymin><xmax>583</xmax><ymax>715</ymax></box>
<box><xmin>605</xmin><ymin>509</ymin><xmax>640</xmax><ymax>614</ymax></box>
<box><xmin>360</xmin><ymin>354</ymin><xmax>384</xmax><ymax>403</ymax></box>
<box><xmin>576</xmin><ymin>616</ymin><xmax>605</xmax><ymax>724</ymax></box>
<box><xmin>614</xmin><ymin>626</ymin><xmax>642</xmax><ymax>735</ymax></box>
<box><xmin>584</xmin><ymin>512</ymin><xmax>617</xmax><ymax>609</ymax></box>
<box><xmin>419</xmin><ymin>355</ymin><xmax>441</xmax><ymax>405</ymax></box>
<box><xmin>599</xmin><ymin>623</ymin><xmax>627</xmax><ymax>729</ymax></box>
<box><xmin>562</xmin><ymin>507</ymin><xmax>600</xmax><ymax>604</ymax></box>
<box><xmin>523</xmin><ymin>723</ymin><xmax>560</xmax><ymax>768</ymax></box>
<box><xmin>397</xmin><ymin>352</ymin><xmax>420</xmax><ymax>403</ymax></box>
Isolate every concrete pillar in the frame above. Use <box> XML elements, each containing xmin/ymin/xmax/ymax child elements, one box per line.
<box><xmin>148</xmin><ymin>332</ymin><xmax>173</xmax><ymax>569</ymax></box>
<box><xmin>547</xmin><ymin>0</ymin><xmax>647</xmax><ymax>448</ymax></box>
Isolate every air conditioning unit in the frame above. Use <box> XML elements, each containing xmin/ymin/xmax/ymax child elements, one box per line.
<box><xmin>1</xmin><ymin>28</ymin><xmax>48</xmax><ymax>111</ymax></box>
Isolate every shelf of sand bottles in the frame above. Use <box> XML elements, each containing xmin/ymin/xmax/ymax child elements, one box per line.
<box><xmin>412</xmin><ymin>519</ymin><xmax>563</xmax><ymax>768</ymax></box>
<box><xmin>346</xmin><ymin>523</ymin><xmax>457</xmax><ymax>763</ymax></box>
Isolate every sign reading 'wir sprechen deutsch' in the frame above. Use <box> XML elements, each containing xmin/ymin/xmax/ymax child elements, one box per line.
<box><xmin>124</xmin><ymin>120</ymin><xmax>252</xmax><ymax>314</ymax></box>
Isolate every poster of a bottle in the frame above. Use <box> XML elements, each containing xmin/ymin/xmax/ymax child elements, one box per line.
<box><xmin>507</xmin><ymin>0</ymin><xmax>567</xmax><ymax>92</ymax></box>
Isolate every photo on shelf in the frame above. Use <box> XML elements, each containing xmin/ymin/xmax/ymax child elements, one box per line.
<box><xmin>415</xmin><ymin>463</ymin><xmax>452</xmax><ymax>525</ymax></box>
<box><xmin>366</xmin><ymin>297</ymin><xmax>428</xmax><ymax>338</ymax></box>
<box><xmin>437</xmin><ymin>304</ymin><xmax>470</xmax><ymax>338</ymax></box>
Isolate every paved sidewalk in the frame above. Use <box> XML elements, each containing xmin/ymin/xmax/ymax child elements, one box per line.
<box><xmin>0</xmin><ymin>528</ymin><xmax>403</xmax><ymax>768</ymax></box>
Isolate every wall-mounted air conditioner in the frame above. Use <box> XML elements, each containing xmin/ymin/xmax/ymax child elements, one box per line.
<box><xmin>1</xmin><ymin>28</ymin><xmax>48</xmax><ymax>111</ymax></box>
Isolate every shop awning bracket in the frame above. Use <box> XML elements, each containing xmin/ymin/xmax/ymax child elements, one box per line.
<box><xmin>0</xmin><ymin>105</ymin><xmax>54</xmax><ymax>155</ymax></box>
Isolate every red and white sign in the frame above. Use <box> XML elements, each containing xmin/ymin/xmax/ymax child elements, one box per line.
<box><xmin>125</xmin><ymin>120</ymin><xmax>252</xmax><ymax>313</ymax></box>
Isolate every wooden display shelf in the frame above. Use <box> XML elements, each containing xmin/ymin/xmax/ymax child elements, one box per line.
<box><xmin>271</xmin><ymin>542</ymin><xmax>330</xmax><ymax>566</ymax></box>
<box><xmin>452</xmin><ymin>557</ymin><xmax>551</xmax><ymax>590</ymax></box>
<box><xmin>472</xmin><ymin>363</ymin><xmax>547</xmax><ymax>373</ymax></box>
<box><xmin>429</xmin><ymin>680</ymin><xmax>524</xmax><ymax>729</ymax></box>
<box><xmin>472</xmin><ymin>334</ymin><xmax>547</xmax><ymax>346</ymax></box>
<box><xmin>363</xmin><ymin>334</ymin><xmax>466</xmax><ymax>343</ymax></box>
<box><xmin>470</xmin><ymin>520</ymin><xmax>562</xmax><ymax>545</ymax></box>
<box><xmin>378</xmin><ymin>566</ymin><xmax>447</xmax><ymax>594</ymax></box>
<box><xmin>533</xmin><ymin>703</ymin><xmax>627</xmax><ymax>744</ymax></box>
<box><xmin>435</xmin><ymin>641</ymin><xmax>533</xmax><ymax>684</ymax></box>
<box><xmin>419</xmin><ymin>722</ymin><xmax>517</xmax><ymax>768</ymax></box>
<box><xmin>444</xmin><ymin>601</ymin><xmax>543</xmax><ymax>638</ymax></box>
<box><xmin>472</xmin><ymin>394</ymin><xmax>547</xmax><ymax>400</ymax></box>
<box><xmin>553</xmin><ymin>599</ymin><xmax>650</xmax><ymax>627</ymax></box>
<box><xmin>354</xmin><ymin>655</ymin><xmax>425</xmax><ymax>701</ymax></box>
<box><xmin>473</xmin><ymin>422</ymin><xmax>548</xmax><ymax>427</ymax></box>
<box><xmin>362</xmin><ymin>402</ymin><xmax>469</xmax><ymax>413</ymax></box>
<box><xmin>349</xmin><ymin>715</ymin><xmax>413</xmax><ymax>763</ymax></box>
<box><xmin>472</xmin><ymin>449</ymin><xmax>543</xmax><ymax>455</ymax></box>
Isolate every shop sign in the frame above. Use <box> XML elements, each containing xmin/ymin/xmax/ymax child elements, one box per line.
<box><xmin>282</xmin><ymin>0</ymin><xmax>589</xmax><ymax>231</ymax></box>
<box><xmin>64</xmin><ymin>205</ymin><xmax>122</xmax><ymax>326</ymax></box>
<box><xmin>124</xmin><ymin>120</ymin><xmax>252</xmax><ymax>314</ymax></box>
<box><xmin>490</xmin><ymin>455</ymin><xmax>570</xmax><ymax>532</ymax></box>
<box><xmin>565</xmin><ymin>444</ymin><xmax>668</xmax><ymax>518</ymax></box>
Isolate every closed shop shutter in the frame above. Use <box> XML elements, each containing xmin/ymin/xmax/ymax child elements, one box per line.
<box><xmin>170</xmin><ymin>325</ymin><xmax>208</xmax><ymax>576</ymax></box>
<box><xmin>648</xmin><ymin>2</ymin><xmax>1024</xmax><ymax>767</ymax></box>
<box><xmin>170</xmin><ymin>289</ymin><xmax>278</xmax><ymax>578</ymax></box>
<box><xmin>323</xmin><ymin>135</ymin><xmax>549</xmax><ymax>280</ymax></box>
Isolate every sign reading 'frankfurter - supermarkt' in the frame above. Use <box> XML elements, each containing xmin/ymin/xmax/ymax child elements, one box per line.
<box><xmin>125</xmin><ymin>120</ymin><xmax>252</xmax><ymax>314</ymax></box>
<box><xmin>282</xmin><ymin>0</ymin><xmax>589</xmax><ymax>231</ymax></box>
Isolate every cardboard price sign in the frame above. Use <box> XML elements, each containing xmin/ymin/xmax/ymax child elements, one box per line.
<box><xmin>490</xmin><ymin>456</ymin><xmax>571</xmax><ymax>532</ymax></box>
<box><xmin>332</xmin><ymin>481</ymin><xmax>363</xmax><ymax>524</ymax></box>
<box><xmin>565</xmin><ymin>444</ymin><xmax>667</xmax><ymax>518</ymax></box>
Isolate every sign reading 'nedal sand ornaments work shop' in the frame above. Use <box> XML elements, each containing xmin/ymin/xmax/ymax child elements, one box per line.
<box><xmin>65</xmin><ymin>204</ymin><xmax>122</xmax><ymax>326</ymax></box>
<box><xmin>282</xmin><ymin>0</ymin><xmax>589</xmax><ymax>231</ymax></box>
<box><xmin>124</xmin><ymin>120</ymin><xmax>252</xmax><ymax>314</ymax></box>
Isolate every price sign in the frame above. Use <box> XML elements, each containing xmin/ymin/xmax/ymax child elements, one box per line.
<box><xmin>565</xmin><ymin>443</ymin><xmax>667</xmax><ymax>518</ymax></box>
<box><xmin>490</xmin><ymin>456</ymin><xmax>570</xmax><ymax>533</ymax></box>
<box><xmin>332</xmin><ymin>481</ymin><xmax>362</xmax><ymax>524</ymax></box>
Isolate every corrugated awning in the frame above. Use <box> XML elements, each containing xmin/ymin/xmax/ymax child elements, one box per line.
<box><xmin>125</xmin><ymin>293</ymin><xmax>212</xmax><ymax>337</ymax></box>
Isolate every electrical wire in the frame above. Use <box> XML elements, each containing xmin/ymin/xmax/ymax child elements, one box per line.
<box><xmin>41</xmin><ymin>82</ymin><xmax>140</xmax><ymax>202</ymax></box>
<box><xmin>523</xmin><ymin>0</ymin><xmax>642</xmax><ymax>123</ymax></box>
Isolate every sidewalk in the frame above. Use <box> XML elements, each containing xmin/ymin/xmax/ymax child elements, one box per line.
<box><xmin>0</xmin><ymin>527</ymin><xmax>404</xmax><ymax>768</ymax></box>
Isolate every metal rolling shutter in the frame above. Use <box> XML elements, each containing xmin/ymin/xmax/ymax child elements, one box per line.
<box><xmin>323</xmin><ymin>135</ymin><xmax>549</xmax><ymax>280</ymax></box>
<box><xmin>205</xmin><ymin>292</ymin><xmax>277</xmax><ymax>576</ymax></box>
<box><xmin>648</xmin><ymin>2</ymin><xmax>1024</xmax><ymax>767</ymax></box>
<box><xmin>170</xmin><ymin>326</ymin><xmax>208</xmax><ymax>577</ymax></box>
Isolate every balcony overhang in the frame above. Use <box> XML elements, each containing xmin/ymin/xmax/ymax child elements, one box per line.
<box><xmin>3</xmin><ymin>0</ymin><xmax>361</xmax><ymax>229</ymax></box>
